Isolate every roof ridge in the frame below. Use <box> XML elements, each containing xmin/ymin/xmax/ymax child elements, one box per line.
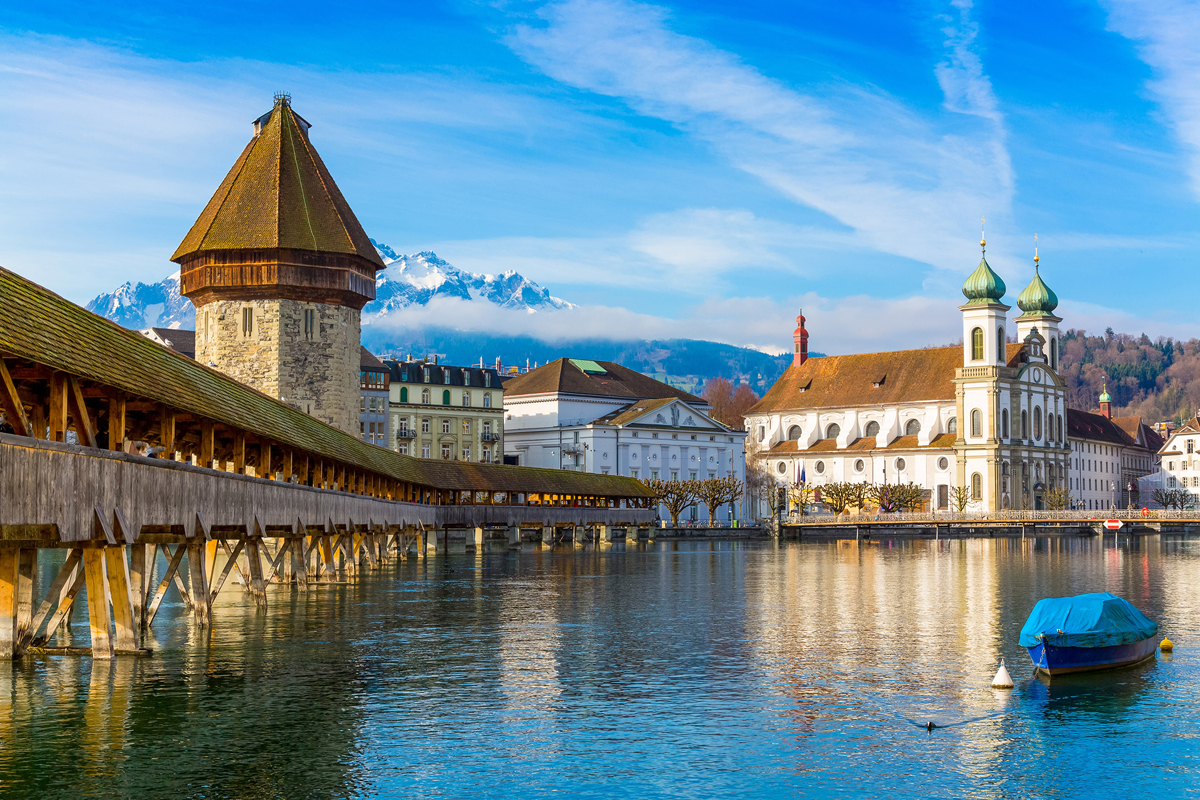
<box><xmin>289</xmin><ymin>107</ymin><xmax>356</xmax><ymax>253</ymax></box>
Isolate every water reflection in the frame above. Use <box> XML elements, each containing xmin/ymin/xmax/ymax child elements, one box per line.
<box><xmin>0</xmin><ymin>537</ymin><xmax>1198</xmax><ymax>798</ymax></box>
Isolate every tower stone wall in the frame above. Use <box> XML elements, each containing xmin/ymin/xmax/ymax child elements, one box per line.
<box><xmin>196</xmin><ymin>298</ymin><xmax>359</xmax><ymax>434</ymax></box>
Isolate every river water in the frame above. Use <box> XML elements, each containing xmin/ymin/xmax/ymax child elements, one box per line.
<box><xmin>1</xmin><ymin>537</ymin><xmax>1197</xmax><ymax>799</ymax></box>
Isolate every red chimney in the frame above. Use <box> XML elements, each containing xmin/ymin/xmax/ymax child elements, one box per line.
<box><xmin>793</xmin><ymin>309</ymin><xmax>808</xmax><ymax>367</ymax></box>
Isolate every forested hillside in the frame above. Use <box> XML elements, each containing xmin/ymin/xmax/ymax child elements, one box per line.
<box><xmin>1059</xmin><ymin>329</ymin><xmax>1200</xmax><ymax>423</ymax></box>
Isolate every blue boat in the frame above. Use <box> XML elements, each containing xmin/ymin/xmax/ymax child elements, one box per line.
<box><xmin>1020</xmin><ymin>593</ymin><xmax>1160</xmax><ymax>676</ymax></box>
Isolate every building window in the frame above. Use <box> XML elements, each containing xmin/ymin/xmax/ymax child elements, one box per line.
<box><xmin>1034</xmin><ymin>407</ymin><xmax>1043</xmax><ymax>441</ymax></box>
<box><xmin>462</xmin><ymin>419</ymin><xmax>471</xmax><ymax>434</ymax></box>
<box><xmin>441</xmin><ymin>444</ymin><xmax>451</xmax><ymax>460</ymax></box>
<box><xmin>1001</xmin><ymin>409</ymin><xmax>1009</xmax><ymax>439</ymax></box>
<box><xmin>483</xmin><ymin>421</ymin><xmax>492</xmax><ymax>435</ymax></box>
<box><xmin>814</xmin><ymin>461</ymin><xmax>825</xmax><ymax>474</ymax></box>
<box><xmin>303</xmin><ymin>308</ymin><xmax>316</xmax><ymax>341</ymax></box>
<box><xmin>444</xmin><ymin>371</ymin><xmax>451</xmax><ymax>385</ymax></box>
<box><xmin>895</xmin><ymin>458</ymin><xmax>906</xmax><ymax>472</ymax></box>
<box><xmin>482</xmin><ymin>447</ymin><xmax>490</xmax><ymax>462</ymax></box>
<box><xmin>462</xmin><ymin>391</ymin><xmax>470</xmax><ymax>407</ymax></box>
<box><xmin>442</xmin><ymin>389</ymin><xmax>451</xmax><ymax>406</ymax></box>
<box><xmin>421</xmin><ymin>445</ymin><xmax>430</xmax><ymax>458</ymax></box>
<box><xmin>462</xmin><ymin>446</ymin><xmax>471</xmax><ymax>461</ymax></box>
<box><xmin>423</xmin><ymin>367</ymin><xmax>430</xmax><ymax>383</ymax></box>
<box><xmin>400</xmin><ymin>386</ymin><xmax>408</xmax><ymax>403</ymax></box>
<box><xmin>971</xmin><ymin>409</ymin><xmax>982</xmax><ymax>438</ymax></box>
<box><xmin>971</xmin><ymin>327</ymin><xmax>983</xmax><ymax>361</ymax></box>
<box><xmin>905</xmin><ymin>419</ymin><xmax>921</xmax><ymax>436</ymax></box>
<box><xmin>787</xmin><ymin>425</ymin><xmax>802</xmax><ymax>440</ymax></box>
<box><xmin>398</xmin><ymin>444</ymin><xmax>408</xmax><ymax>455</ymax></box>
<box><xmin>1189</xmin><ymin>440</ymin><xmax>1195</xmax><ymax>454</ymax></box>
<box><xmin>937</xmin><ymin>456</ymin><xmax>949</xmax><ymax>470</ymax></box>
<box><xmin>241</xmin><ymin>306</ymin><xmax>254</xmax><ymax>338</ymax></box>
<box><xmin>421</xmin><ymin>418</ymin><xmax>430</xmax><ymax>433</ymax></box>
<box><xmin>971</xmin><ymin>472</ymin><xmax>982</xmax><ymax>500</ymax></box>
<box><xmin>825</xmin><ymin>423</ymin><xmax>840</xmax><ymax>440</ymax></box>
<box><xmin>865</xmin><ymin>421</ymin><xmax>880</xmax><ymax>438</ymax></box>
<box><xmin>758</xmin><ymin>426</ymin><xmax>765</xmax><ymax>441</ymax></box>
<box><xmin>947</xmin><ymin>417</ymin><xmax>957</xmax><ymax>434</ymax></box>
<box><xmin>997</xmin><ymin>326</ymin><xmax>1005</xmax><ymax>362</ymax></box>
<box><xmin>483</xmin><ymin>394</ymin><xmax>492</xmax><ymax>408</ymax></box>
<box><xmin>855</xmin><ymin>459</ymin><xmax>865</xmax><ymax>472</ymax></box>
<box><xmin>777</xmin><ymin>462</ymin><xmax>786</xmax><ymax>474</ymax></box>
<box><xmin>442</xmin><ymin>419</ymin><xmax>451</xmax><ymax>434</ymax></box>
<box><xmin>421</xmin><ymin>389</ymin><xmax>430</xmax><ymax>404</ymax></box>
<box><xmin>1021</xmin><ymin>410</ymin><xmax>1028</xmax><ymax>439</ymax></box>
<box><xmin>360</xmin><ymin>396</ymin><xmax>366</xmax><ymax>413</ymax></box>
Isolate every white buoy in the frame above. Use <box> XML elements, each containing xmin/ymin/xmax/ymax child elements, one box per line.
<box><xmin>991</xmin><ymin>659</ymin><xmax>1013</xmax><ymax>689</ymax></box>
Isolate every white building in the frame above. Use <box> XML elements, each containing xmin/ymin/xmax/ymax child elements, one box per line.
<box><xmin>1066</xmin><ymin>397</ymin><xmax>1163</xmax><ymax>510</ymax></box>
<box><xmin>1158</xmin><ymin>417</ymin><xmax>1200</xmax><ymax>505</ymax></box>
<box><xmin>746</xmin><ymin>245</ymin><xmax>1070</xmax><ymax>513</ymax></box>
<box><xmin>502</xmin><ymin>358</ymin><xmax>747</xmax><ymax>521</ymax></box>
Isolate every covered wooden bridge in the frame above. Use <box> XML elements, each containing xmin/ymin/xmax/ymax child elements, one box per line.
<box><xmin>0</xmin><ymin>266</ymin><xmax>655</xmax><ymax>659</ymax></box>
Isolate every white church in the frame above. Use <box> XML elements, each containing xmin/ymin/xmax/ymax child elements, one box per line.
<box><xmin>746</xmin><ymin>240</ymin><xmax>1068</xmax><ymax>513</ymax></box>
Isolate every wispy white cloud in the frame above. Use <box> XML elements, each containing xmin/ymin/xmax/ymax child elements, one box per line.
<box><xmin>1101</xmin><ymin>0</ymin><xmax>1200</xmax><ymax>199</ymax></box>
<box><xmin>506</xmin><ymin>0</ymin><xmax>1014</xmax><ymax>273</ymax></box>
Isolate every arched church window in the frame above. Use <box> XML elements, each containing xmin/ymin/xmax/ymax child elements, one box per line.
<box><xmin>1021</xmin><ymin>410</ymin><xmax>1028</xmax><ymax>439</ymax></box>
<box><xmin>1001</xmin><ymin>409</ymin><xmax>1009</xmax><ymax>439</ymax></box>
<box><xmin>1057</xmin><ymin>414</ymin><xmax>1063</xmax><ymax>443</ymax></box>
<box><xmin>971</xmin><ymin>409</ymin><xmax>982</xmax><ymax>438</ymax></box>
<box><xmin>971</xmin><ymin>472</ymin><xmax>982</xmax><ymax>500</ymax></box>
<box><xmin>904</xmin><ymin>419</ymin><xmax>921</xmax><ymax>436</ymax></box>
<box><xmin>998</xmin><ymin>326</ymin><xmax>1005</xmax><ymax>362</ymax></box>
<box><xmin>1050</xmin><ymin>338</ymin><xmax>1058</xmax><ymax>370</ymax></box>
<box><xmin>1034</xmin><ymin>407</ymin><xmax>1042</xmax><ymax>440</ymax></box>
<box><xmin>864</xmin><ymin>421</ymin><xmax>880</xmax><ymax>438</ymax></box>
<box><xmin>947</xmin><ymin>418</ymin><xmax>957</xmax><ymax>434</ymax></box>
<box><xmin>825</xmin><ymin>423</ymin><xmax>841</xmax><ymax>440</ymax></box>
<box><xmin>787</xmin><ymin>425</ymin><xmax>802</xmax><ymax>440</ymax></box>
<box><xmin>971</xmin><ymin>327</ymin><xmax>984</xmax><ymax>361</ymax></box>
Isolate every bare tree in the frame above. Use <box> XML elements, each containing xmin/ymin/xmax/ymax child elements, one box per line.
<box><xmin>643</xmin><ymin>477</ymin><xmax>702</xmax><ymax>526</ymax></box>
<box><xmin>949</xmin><ymin>484</ymin><xmax>971</xmax><ymax>513</ymax></box>
<box><xmin>697</xmin><ymin>476</ymin><xmax>745</xmax><ymax>524</ymax></box>
<box><xmin>700</xmin><ymin>378</ymin><xmax>760</xmax><ymax>431</ymax></box>
<box><xmin>729</xmin><ymin>384</ymin><xmax>760</xmax><ymax>431</ymax></box>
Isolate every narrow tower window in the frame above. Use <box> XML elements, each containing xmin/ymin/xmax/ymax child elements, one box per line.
<box><xmin>998</xmin><ymin>326</ymin><xmax>1005</xmax><ymax>362</ymax></box>
<box><xmin>303</xmin><ymin>308</ymin><xmax>316</xmax><ymax>341</ymax></box>
<box><xmin>971</xmin><ymin>327</ymin><xmax>983</xmax><ymax>361</ymax></box>
<box><xmin>1002</xmin><ymin>409</ymin><xmax>1009</xmax><ymax>439</ymax></box>
<box><xmin>971</xmin><ymin>409</ymin><xmax>982</xmax><ymax>438</ymax></box>
<box><xmin>971</xmin><ymin>472</ymin><xmax>982</xmax><ymax>500</ymax></box>
<box><xmin>1050</xmin><ymin>338</ymin><xmax>1058</xmax><ymax>370</ymax></box>
<box><xmin>241</xmin><ymin>306</ymin><xmax>254</xmax><ymax>338</ymax></box>
<box><xmin>1021</xmin><ymin>410</ymin><xmax>1028</xmax><ymax>439</ymax></box>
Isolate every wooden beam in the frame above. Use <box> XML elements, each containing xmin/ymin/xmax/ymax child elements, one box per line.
<box><xmin>15</xmin><ymin>549</ymin><xmax>35</xmax><ymax>646</ymax></box>
<box><xmin>233</xmin><ymin>430</ymin><xmax>246</xmax><ymax>474</ymax></box>
<box><xmin>82</xmin><ymin>549</ymin><xmax>113</xmax><ymax>659</ymax></box>
<box><xmin>199</xmin><ymin>419</ymin><xmax>214</xmax><ymax>469</ymax></box>
<box><xmin>67</xmin><ymin>377</ymin><xmax>97</xmax><ymax>448</ymax></box>
<box><xmin>261</xmin><ymin>441</ymin><xmax>273</xmax><ymax>479</ymax></box>
<box><xmin>104</xmin><ymin>546</ymin><xmax>138</xmax><ymax>651</ymax></box>
<box><xmin>160</xmin><ymin>405</ymin><xmax>176</xmax><ymax>459</ymax></box>
<box><xmin>0</xmin><ymin>358</ymin><xmax>31</xmax><ymax>436</ymax></box>
<box><xmin>23</xmin><ymin>548</ymin><xmax>81</xmax><ymax>649</ymax></box>
<box><xmin>0</xmin><ymin>549</ymin><xmax>19</xmax><ymax>659</ymax></box>
<box><xmin>209</xmin><ymin>539</ymin><xmax>246</xmax><ymax>602</ymax></box>
<box><xmin>145</xmin><ymin>545</ymin><xmax>186</xmax><ymax>627</ymax></box>
<box><xmin>283</xmin><ymin>448</ymin><xmax>294</xmax><ymax>483</ymax></box>
<box><xmin>107</xmin><ymin>392</ymin><xmax>126</xmax><ymax>451</ymax></box>
<box><xmin>33</xmin><ymin>561</ymin><xmax>85</xmax><ymax>647</ymax></box>
<box><xmin>48</xmin><ymin>372</ymin><xmax>68</xmax><ymax>442</ymax></box>
<box><xmin>187</xmin><ymin>537</ymin><xmax>210</xmax><ymax>625</ymax></box>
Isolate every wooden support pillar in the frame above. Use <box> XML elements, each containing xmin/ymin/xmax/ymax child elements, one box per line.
<box><xmin>160</xmin><ymin>405</ymin><xmax>176</xmax><ymax>459</ymax></box>
<box><xmin>233</xmin><ymin>430</ymin><xmax>246</xmax><ymax>474</ymax></box>
<box><xmin>68</xmin><ymin>377</ymin><xmax>97</xmax><ymax>448</ymax></box>
<box><xmin>48</xmin><ymin>372</ymin><xmax>68</xmax><ymax>442</ymax></box>
<box><xmin>321</xmin><ymin>534</ymin><xmax>335</xmax><ymax>578</ymax></box>
<box><xmin>104</xmin><ymin>545</ymin><xmax>138</xmax><ymax>651</ymax></box>
<box><xmin>0</xmin><ymin>357</ymin><xmax>32</xmax><ymax>436</ymax></box>
<box><xmin>261</xmin><ymin>441</ymin><xmax>273</xmax><ymax>479</ymax></box>
<box><xmin>145</xmin><ymin>545</ymin><xmax>185</xmax><ymax>627</ymax></box>
<box><xmin>129</xmin><ymin>543</ymin><xmax>148</xmax><ymax>625</ymax></box>
<box><xmin>0</xmin><ymin>549</ymin><xmax>19</xmax><ymax>659</ymax></box>
<box><xmin>186</xmin><ymin>538</ymin><xmax>211</xmax><ymax>626</ymax></box>
<box><xmin>82</xmin><ymin>549</ymin><xmax>113</xmax><ymax>659</ymax></box>
<box><xmin>107</xmin><ymin>392</ymin><xmax>126</xmax><ymax>451</ymax></box>
<box><xmin>291</xmin><ymin>537</ymin><xmax>308</xmax><ymax>593</ymax></box>
<box><xmin>246</xmin><ymin>538</ymin><xmax>267</xmax><ymax>606</ymax></box>
<box><xmin>205</xmin><ymin>540</ymin><xmax>219</xmax><ymax>589</ymax></box>
<box><xmin>25</xmin><ymin>549</ymin><xmax>82</xmax><ymax>649</ymax></box>
<box><xmin>283</xmin><ymin>448</ymin><xmax>293</xmax><ymax>483</ymax></box>
<box><xmin>199</xmin><ymin>419</ymin><xmax>214</xmax><ymax>469</ymax></box>
<box><xmin>16</xmin><ymin>548</ymin><xmax>35</xmax><ymax>645</ymax></box>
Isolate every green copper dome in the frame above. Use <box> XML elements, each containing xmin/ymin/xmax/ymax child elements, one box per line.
<box><xmin>962</xmin><ymin>256</ymin><xmax>1006</xmax><ymax>305</ymax></box>
<box><xmin>1099</xmin><ymin>386</ymin><xmax>1111</xmax><ymax>404</ymax></box>
<box><xmin>1017</xmin><ymin>267</ymin><xmax>1059</xmax><ymax>316</ymax></box>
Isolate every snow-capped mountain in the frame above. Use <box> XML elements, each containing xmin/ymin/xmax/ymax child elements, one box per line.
<box><xmin>84</xmin><ymin>242</ymin><xmax>574</xmax><ymax>330</ymax></box>
<box><xmin>85</xmin><ymin>271</ymin><xmax>196</xmax><ymax>330</ymax></box>
<box><xmin>368</xmin><ymin>241</ymin><xmax>574</xmax><ymax>315</ymax></box>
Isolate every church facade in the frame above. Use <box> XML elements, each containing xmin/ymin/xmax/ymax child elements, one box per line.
<box><xmin>746</xmin><ymin>243</ymin><xmax>1068</xmax><ymax>513</ymax></box>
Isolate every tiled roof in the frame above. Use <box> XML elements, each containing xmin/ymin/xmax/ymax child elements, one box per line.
<box><xmin>171</xmin><ymin>99</ymin><xmax>383</xmax><ymax>268</ymax></box>
<box><xmin>146</xmin><ymin>328</ymin><xmax>195</xmax><ymax>359</ymax></box>
<box><xmin>1067</xmin><ymin>408</ymin><xmax>1129</xmax><ymax>447</ymax></box>
<box><xmin>386</xmin><ymin>360</ymin><xmax>503</xmax><ymax>389</ymax></box>
<box><xmin>758</xmin><ymin>432</ymin><xmax>956</xmax><ymax>456</ymax></box>
<box><xmin>503</xmin><ymin>358</ymin><xmax>703</xmax><ymax>403</ymax></box>
<box><xmin>1110</xmin><ymin>415</ymin><xmax>1165</xmax><ymax>452</ymax></box>
<box><xmin>0</xmin><ymin>267</ymin><xmax>649</xmax><ymax>498</ymax></box>
<box><xmin>360</xmin><ymin>347</ymin><xmax>387</xmax><ymax>371</ymax></box>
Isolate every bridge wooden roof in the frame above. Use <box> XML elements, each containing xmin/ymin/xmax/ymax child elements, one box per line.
<box><xmin>0</xmin><ymin>267</ymin><xmax>650</xmax><ymax>498</ymax></box>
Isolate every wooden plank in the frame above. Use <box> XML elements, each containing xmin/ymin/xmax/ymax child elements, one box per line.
<box><xmin>93</xmin><ymin>507</ymin><xmax>117</xmax><ymax>546</ymax></box>
<box><xmin>283</xmin><ymin>448</ymin><xmax>294</xmax><ymax>483</ymax></box>
<box><xmin>260</xmin><ymin>441</ymin><xmax>272</xmax><ymax>479</ymax></box>
<box><xmin>145</xmin><ymin>545</ymin><xmax>185</xmax><ymax>626</ymax></box>
<box><xmin>104</xmin><ymin>545</ymin><xmax>138</xmax><ymax>651</ymax></box>
<box><xmin>263</xmin><ymin>538</ymin><xmax>290</xmax><ymax>584</ymax></box>
<box><xmin>233</xmin><ymin>430</ymin><xmax>246</xmax><ymax>474</ymax></box>
<box><xmin>48</xmin><ymin>372</ymin><xmax>67</xmax><ymax>442</ymax></box>
<box><xmin>199</xmin><ymin>419</ymin><xmax>214</xmax><ymax>469</ymax></box>
<box><xmin>245</xmin><ymin>538</ymin><xmax>267</xmax><ymax>604</ymax></box>
<box><xmin>187</xmin><ymin>537</ymin><xmax>210</xmax><ymax>625</ymax></box>
<box><xmin>30</xmin><ymin>646</ymin><xmax>151</xmax><ymax>657</ymax></box>
<box><xmin>16</xmin><ymin>548</ymin><xmax>35</xmax><ymax>645</ymax></box>
<box><xmin>0</xmin><ymin>358</ymin><xmax>31</xmax><ymax>436</ymax></box>
<box><xmin>0</xmin><ymin>549</ymin><xmax>18</xmax><ymax>658</ymax></box>
<box><xmin>67</xmin><ymin>377</ymin><xmax>97</xmax><ymax>448</ymax></box>
<box><xmin>33</xmin><ymin>564</ymin><xmax>85</xmax><ymax>646</ymax></box>
<box><xmin>0</xmin><ymin>525</ymin><xmax>58</xmax><ymax>542</ymax></box>
<box><xmin>23</xmin><ymin>548</ymin><xmax>81</xmax><ymax>649</ymax></box>
<box><xmin>160</xmin><ymin>405</ymin><xmax>176</xmax><ymax>459</ymax></box>
<box><xmin>82</xmin><ymin>548</ymin><xmax>113</xmax><ymax>659</ymax></box>
<box><xmin>107</xmin><ymin>392</ymin><xmax>125</xmax><ymax>451</ymax></box>
<box><xmin>292</xmin><ymin>534</ymin><xmax>308</xmax><ymax>593</ymax></box>
<box><xmin>209</xmin><ymin>539</ymin><xmax>245</xmax><ymax>602</ymax></box>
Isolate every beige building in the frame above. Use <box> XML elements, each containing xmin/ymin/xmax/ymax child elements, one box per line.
<box><xmin>386</xmin><ymin>358</ymin><xmax>504</xmax><ymax>461</ymax></box>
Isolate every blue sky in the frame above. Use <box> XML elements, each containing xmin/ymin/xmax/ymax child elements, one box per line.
<box><xmin>1</xmin><ymin>0</ymin><xmax>1198</xmax><ymax>355</ymax></box>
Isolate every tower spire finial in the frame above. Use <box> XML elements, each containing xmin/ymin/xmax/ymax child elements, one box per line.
<box><xmin>980</xmin><ymin>215</ymin><xmax>986</xmax><ymax>254</ymax></box>
<box><xmin>1034</xmin><ymin>233</ymin><xmax>1039</xmax><ymax>271</ymax></box>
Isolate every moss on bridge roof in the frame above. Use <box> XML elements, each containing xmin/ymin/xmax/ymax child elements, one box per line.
<box><xmin>0</xmin><ymin>266</ymin><xmax>651</xmax><ymax>498</ymax></box>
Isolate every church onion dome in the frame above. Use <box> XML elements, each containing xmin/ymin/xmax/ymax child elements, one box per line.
<box><xmin>1099</xmin><ymin>387</ymin><xmax>1112</xmax><ymax>404</ymax></box>
<box><xmin>961</xmin><ymin>256</ymin><xmax>1006</xmax><ymax>305</ymax></box>
<box><xmin>1017</xmin><ymin>267</ymin><xmax>1059</xmax><ymax>316</ymax></box>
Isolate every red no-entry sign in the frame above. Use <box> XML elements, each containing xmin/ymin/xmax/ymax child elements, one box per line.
<box><xmin>1104</xmin><ymin>519</ymin><xmax>1124</xmax><ymax>530</ymax></box>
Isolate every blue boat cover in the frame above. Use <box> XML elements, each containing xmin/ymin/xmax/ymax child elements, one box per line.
<box><xmin>1020</xmin><ymin>593</ymin><xmax>1158</xmax><ymax>648</ymax></box>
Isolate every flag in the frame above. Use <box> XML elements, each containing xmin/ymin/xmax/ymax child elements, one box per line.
<box><xmin>799</xmin><ymin>465</ymin><xmax>805</xmax><ymax>485</ymax></box>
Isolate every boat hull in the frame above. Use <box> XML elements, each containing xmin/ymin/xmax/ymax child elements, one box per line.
<box><xmin>1026</xmin><ymin>636</ymin><xmax>1159</xmax><ymax>676</ymax></box>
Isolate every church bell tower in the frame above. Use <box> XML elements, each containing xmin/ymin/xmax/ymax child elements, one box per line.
<box><xmin>171</xmin><ymin>95</ymin><xmax>384</xmax><ymax>435</ymax></box>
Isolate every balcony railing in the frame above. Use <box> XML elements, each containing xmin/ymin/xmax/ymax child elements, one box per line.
<box><xmin>784</xmin><ymin>508</ymin><xmax>1198</xmax><ymax>524</ymax></box>
<box><xmin>480</xmin><ymin>432</ymin><xmax>501</xmax><ymax>442</ymax></box>
<box><xmin>395</xmin><ymin>429</ymin><xmax>417</xmax><ymax>440</ymax></box>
